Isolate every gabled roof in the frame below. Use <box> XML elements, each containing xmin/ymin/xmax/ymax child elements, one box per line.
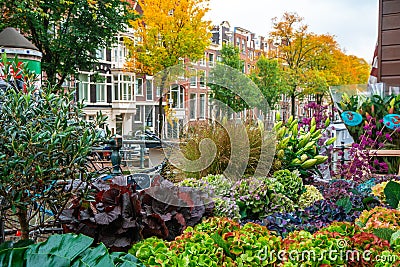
<box><xmin>0</xmin><ymin>27</ymin><xmax>39</xmax><ymax>50</ymax></box>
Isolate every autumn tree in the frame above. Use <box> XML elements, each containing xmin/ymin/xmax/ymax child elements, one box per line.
<box><xmin>271</xmin><ymin>12</ymin><xmax>370</xmax><ymax>113</ymax></box>
<box><xmin>270</xmin><ymin>12</ymin><xmax>336</xmax><ymax>116</ymax></box>
<box><xmin>0</xmin><ymin>0</ymin><xmax>131</xmax><ymax>88</ymax></box>
<box><xmin>126</xmin><ymin>0</ymin><xmax>211</xmax><ymax>136</ymax></box>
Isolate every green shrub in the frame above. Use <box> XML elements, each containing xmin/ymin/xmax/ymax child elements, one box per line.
<box><xmin>129</xmin><ymin>217</ymin><xmax>282</xmax><ymax>267</ymax></box>
<box><xmin>273</xmin><ymin>169</ymin><xmax>304</xmax><ymax>202</ymax></box>
<box><xmin>213</xmin><ymin>197</ymin><xmax>241</xmax><ymax>221</ymax></box>
<box><xmin>297</xmin><ymin>185</ymin><xmax>324</xmax><ymax>209</ymax></box>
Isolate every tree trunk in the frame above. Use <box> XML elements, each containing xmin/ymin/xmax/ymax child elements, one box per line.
<box><xmin>316</xmin><ymin>94</ymin><xmax>323</xmax><ymax>105</ymax></box>
<box><xmin>157</xmin><ymin>73</ymin><xmax>169</xmax><ymax>138</ymax></box>
<box><xmin>158</xmin><ymin>96</ymin><xmax>163</xmax><ymax>138</ymax></box>
<box><xmin>17</xmin><ymin>207</ymin><xmax>29</xmax><ymax>240</ymax></box>
<box><xmin>291</xmin><ymin>93</ymin><xmax>296</xmax><ymax>118</ymax></box>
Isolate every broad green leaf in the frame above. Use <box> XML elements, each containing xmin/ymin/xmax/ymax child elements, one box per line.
<box><xmin>384</xmin><ymin>181</ymin><xmax>400</xmax><ymax>209</ymax></box>
<box><xmin>71</xmin><ymin>243</ymin><xmax>113</xmax><ymax>267</ymax></box>
<box><xmin>25</xmin><ymin>233</ymin><xmax>93</xmax><ymax>261</ymax></box>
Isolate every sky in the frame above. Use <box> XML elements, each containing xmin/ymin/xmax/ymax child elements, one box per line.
<box><xmin>206</xmin><ymin>0</ymin><xmax>379</xmax><ymax>63</ymax></box>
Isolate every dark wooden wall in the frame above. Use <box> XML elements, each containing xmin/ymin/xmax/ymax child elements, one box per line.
<box><xmin>379</xmin><ymin>0</ymin><xmax>400</xmax><ymax>85</ymax></box>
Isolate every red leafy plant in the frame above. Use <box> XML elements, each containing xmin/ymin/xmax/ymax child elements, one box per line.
<box><xmin>61</xmin><ymin>179</ymin><xmax>213</xmax><ymax>251</ymax></box>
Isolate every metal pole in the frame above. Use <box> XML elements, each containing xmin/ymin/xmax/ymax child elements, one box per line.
<box><xmin>140</xmin><ymin>134</ymin><xmax>145</xmax><ymax>169</ymax></box>
<box><xmin>110</xmin><ymin>139</ymin><xmax>122</xmax><ymax>176</ymax></box>
<box><xmin>341</xmin><ymin>141</ymin><xmax>345</xmax><ymax>179</ymax></box>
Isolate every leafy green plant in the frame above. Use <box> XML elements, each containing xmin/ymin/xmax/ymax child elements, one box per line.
<box><xmin>231</xmin><ymin>176</ymin><xmax>298</xmax><ymax>219</ymax></box>
<box><xmin>129</xmin><ymin>217</ymin><xmax>283</xmax><ymax>267</ymax></box>
<box><xmin>355</xmin><ymin>206</ymin><xmax>400</xmax><ymax>231</ymax></box>
<box><xmin>273</xmin><ymin>169</ymin><xmax>304</xmax><ymax>202</ymax></box>
<box><xmin>213</xmin><ymin>197</ymin><xmax>241</xmax><ymax>221</ymax></box>
<box><xmin>272</xmin><ymin>115</ymin><xmax>334</xmax><ymax>179</ymax></box>
<box><xmin>0</xmin><ymin>57</ymin><xmax>106</xmax><ymax>239</ymax></box>
<box><xmin>0</xmin><ymin>233</ymin><xmax>144</xmax><ymax>267</ymax></box>
<box><xmin>384</xmin><ymin>181</ymin><xmax>400</xmax><ymax>209</ymax></box>
<box><xmin>178</xmin><ymin>174</ymin><xmax>233</xmax><ymax>198</ymax></box>
<box><xmin>297</xmin><ymin>185</ymin><xmax>324</xmax><ymax>209</ymax></box>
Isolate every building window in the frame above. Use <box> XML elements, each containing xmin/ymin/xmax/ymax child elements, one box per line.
<box><xmin>78</xmin><ymin>73</ymin><xmax>89</xmax><ymax>102</ymax></box>
<box><xmin>190</xmin><ymin>68</ymin><xmax>197</xmax><ymax>87</ymax></box>
<box><xmin>208</xmin><ymin>53</ymin><xmax>215</xmax><ymax>66</ymax></box>
<box><xmin>116</xmin><ymin>114</ymin><xmax>123</xmax><ymax>135</ymax></box>
<box><xmin>135</xmin><ymin>78</ymin><xmax>143</xmax><ymax>95</ymax></box>
<box><xmin>199</xmin><ymin>53</ymin><xmax>206</xmax><ymax>66</ymax></box>
<box><xmin>156</xmin><ymin>86</ymin><xmax>161</xmax><ymax>97</ymax></box>
<box><xmin>96</xmin><ymin>83</ymin><xmax>106</xmax><ymax>102</ymax></box>
<box><xmin>169</xmin><ymin>85</ymin><xmax>184</xmax><ymax>108</ymax></box>
<box><xmin>217</xmin><ymin>55</ymin><xmax>222</xmax><ymax>62</ymax></box>
<box><xmin>135</xmin><ymin>105</ymin><xmax>143</xmax><ymax>122</ymax></box>
<box><xmin>146</xmin><ymin>79</ymin><xmax>153</xmax><ymax>101</ymax></box>
<box><xmin>96</xmin><ymin>48</ymin><xmax>106</xmax><ymax>61</ymax></box>
<box><xmin>199</xmin><ymin>94</ymin><xmax>206</xmax><ymax>119</ymax></box>
<box><xmin>189</xmin><ymin>94</ymin><xmax>197</xmax><ymax>120</ymax></box>
<box><xmin>145</xmin><ymin>105</ymin><xmax>153</xmax><ymax>127</ymax></box>
<box><xmin>114</xmin><ymin>74</ymin><xmax>133</xmax><ymax>101</ymax></box>
<box><xmin>199</xmin><ymin>70</ymin><xmax>206</xmax><ymax>88</ymax></box>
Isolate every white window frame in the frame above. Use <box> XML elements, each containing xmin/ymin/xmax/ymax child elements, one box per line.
<box><xmin>199</xmin><ymin>93</ymin><xmax>206</xmax><ymax>119</ymax></box>
<box><xmin>78</xmin><ymin>73</ymin><xmax>90</xmax><ymax>102</ymax></box>
<box><xmin>135</xmin><ymin>78</ymin><xmax>143</xmax><ymax>96</ymax></box>
<box><xmin>190</xmin><ymin>68</ymin><xmax>197</xmax><ymax>88</ymax></box>
<box><xmin>96</xmin><ymin>83</ymin><xmax>106</xmax><ymax>103</ymax></box>
<box><xmin>208</xmin><ymin>53</ymin><xmax>215</xmax><ymax>67</ymax></box>
<box><xmin>135</xmin><ymin>105</ymin><xmax>143</xmax><ymax>122</ymax></box>
<box><xmin>114</xmin><ymin>74</ymin><xmax>133</xmax><ymax>101</ymax></box>
<box><xmin>169</xmin><ymin>85</ymin><xmax>184</xmax><ymax>109</ymax></box>
<box><xmin>146</xmin><ymin>79</ymin><xmax>153</xmax><ymax>101</ymax></box>
<box><xmin>189</xmin><ymin>93</ymin><xmax>197</xmax><ymax>120</ymax></box>
<box><xmin>199</xmin><ymin>70</ymin><xmax>206</xmax><ymax>88</ymax></box>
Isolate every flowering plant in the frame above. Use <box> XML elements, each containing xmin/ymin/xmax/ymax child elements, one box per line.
<box><xmin>356</xmin><ymin>206</ymin><xmax>400</xmax><ymax>231</ymax></box>
<box><xmin>297</xmin><ymin>185</ymin><xmax>324</xmax><ymax>209</ymax></box>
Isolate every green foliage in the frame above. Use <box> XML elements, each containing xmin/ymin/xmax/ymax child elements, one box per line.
<box><xmin>297</xmin><ymin>185</ymin><xmax>324</xmax><ymax>209</ymax></box>
<box><xmin>0</xmin><ymin>233</ymin><xmax>144</xmax><ymax>267</ymax></box>
<box><xmin>201</xmin><ymin>174</ymin><xmax>233</xmax><ymax>197</ymax></box>
<box><xmin>273</xmin><ymin>169</ymin><xmax>304</xmax><ymax>202</ymax></box>
<box><xmin>272</xmin><ymin>115</ymin><xmax>332</xmax><ymax>178</ymax></box>
<box><xmin>355</xmin><ymin>206</ymin><xmax>400</xmax><ymax>231</ymax></box>
<box><xmin>250</xmin><ymin>56</ymin><xmax>289</xmax><ymax>110</ymax></box>
<box><xmin>209</xmin><ymin>44</ymin><xmax>250</xmax><ymax>113</ymax></box>
<box><xmin>0</xmin><ymin>58</ymin><xmax>106</xmax><ymax>238</ymax></box>
<box><xmin>232</xmin><ymin>177</ymin><xmax>294</xmax><ymax>219</ymax></box>
<box><xmin>128</xmin><ymin>217</ymin><xmax>282</xmax><ymax>267</ymax></box>
<box><xmin>0</xmin><ymin>0</ymin><xmax>130</xmax><ymax>87</ymax></box>
<box><xmin>373</xmin><ymin>228</ymin><xmax>396</xmax><ymax>242</ymax></box>
<box><xmin>213</xmin><ymin>197</ymin><xmax>241</xmax><ymax>222</ymax></box>
<box><xmin>390</xmin><ymin>230</ymin><xmax>400</xmax><ymax>252</ymax></box>
<box><xmin>384</xmin><ymin>181</ymin><xmax>400</xmax><ymax>209</ymax></box>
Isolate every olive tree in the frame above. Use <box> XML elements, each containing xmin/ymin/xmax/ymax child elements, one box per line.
<box><xmin>0</xmin><ymin>56</ymin><xmax>106</xmax><ymax>239</ymax></box>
